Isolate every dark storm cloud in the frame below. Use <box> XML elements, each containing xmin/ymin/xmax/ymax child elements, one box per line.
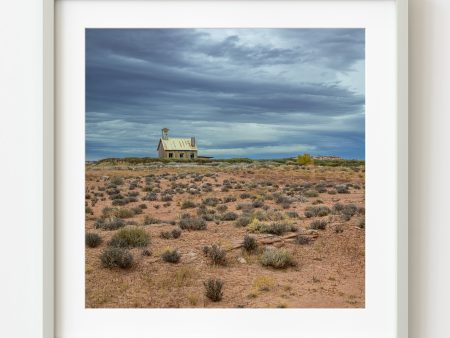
<box><xmin>86</xmin><ymin>29</ymin><xmax>365</xmax><ymax>160</ymax></box>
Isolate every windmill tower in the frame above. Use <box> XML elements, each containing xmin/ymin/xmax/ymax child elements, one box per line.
<box><xmin>161</xmin><ymin>128</ymin><xmax>169</xmax><ymax>140</ymax></box>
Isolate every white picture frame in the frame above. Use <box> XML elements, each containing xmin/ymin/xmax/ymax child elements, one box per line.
<box><xmin>42</xmin><ymin>0</ymin><xmax>408</xmax><ymax>337</ymax></box>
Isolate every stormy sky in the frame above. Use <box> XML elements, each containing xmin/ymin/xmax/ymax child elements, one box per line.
<box><xmin>86</xmin><ymin>28</ymin><xmax>365</xmax><ymax>160</ymax></box>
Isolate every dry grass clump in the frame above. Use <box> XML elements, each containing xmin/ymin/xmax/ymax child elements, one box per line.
<box><xmin>86</xmin><ymin>232</ymin><xmax>102</xmax><ymax>248</ymax></box>
<box><xmin>204</xmin><ymin>278</ymin><xmax>223</xmax><ymax>302</ymax></box>
<box><xmin>107</xmin><ymin>227</ymin><xmax>149</xmax><ymax>248</ymax></box>
<box><xmin>260</xmin><ymin>248</ymin><xmax>295</xmax><ymax>269</ymax></box>
<box><xmin>253</xmin><ymin>275</ymin><xmax>275</xmax><ymax>291</ymax></box>
<box><xmin>100</xmin><ymin>247</ymin><xmax>133</xmax><ymax>269</ymax></box>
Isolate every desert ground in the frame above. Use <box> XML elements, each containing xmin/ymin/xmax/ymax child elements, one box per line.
<box><xmin>85</xmin><ymin>159</ymin><xmax>365</xmax><ymax>308</ymax></box>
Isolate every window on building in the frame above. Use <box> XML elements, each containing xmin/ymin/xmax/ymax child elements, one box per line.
<box><xmin>168</xmin><ymin>153</ymin><xmax>173</xmax><ymax>158</ymax></box>
<box><xmin>180</xmin><ymin>153</ymin><xmax>184</xmax><ymax>158</ymax></box>
<box><xmin>190</xmin><ymin>153</ymin><xmax>195</xmax><ymax>159</ymax></box>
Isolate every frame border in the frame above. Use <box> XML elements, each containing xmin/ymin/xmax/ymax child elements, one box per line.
<box><xmin>43</xmin><ymin>1</ymin><xmax>408</xmax><ymax>337</ymax></box>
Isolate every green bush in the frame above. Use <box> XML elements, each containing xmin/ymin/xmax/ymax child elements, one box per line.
<box><xmin>86</xmin><ymin>232</ymin><xmax>102</xmax><ymax>248</ymax></box>
<box><xmin>260</xmin><ymin>248</ymin><xmax>295</xmax><ymax>269</ymax></box>
<box><xmin>100</xmin><ymin>247</ymin><xmax>133</xmax><ymax>269</ymax></box>
<box><xmin>107</xmin><ymin>227</ymin><xmax>149</xmax><ymax>248</ymax></box>
<box><xmin>204</xmin><ymin>278</ymin><xmax>223</xmax><ymax>302</ymax></box>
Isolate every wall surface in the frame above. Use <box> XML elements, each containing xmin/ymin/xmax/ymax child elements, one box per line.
<box><xmin>0</xmin><ymin>1</ymin><xmax>44</xmax><ymax>338</ymax></box>
<box><xmin>0</xmin><ymin>0</ymin><xmax>449</xmax><ymax>337</ymax></box>
<box><xmin>409</xmin><ymin>0</ymin><xmax>450</xmax><ymax>337</ymax></box>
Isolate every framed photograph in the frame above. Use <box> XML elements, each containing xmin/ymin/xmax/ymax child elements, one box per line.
<box><xmin>45</xmin><ymin>0</ymin><xmax>408</xmax><ymax>337</ymax></box>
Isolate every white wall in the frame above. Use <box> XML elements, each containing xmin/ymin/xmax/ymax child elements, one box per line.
<box><xmin>409</xmin><ymin>0</ymin><xmax>450</xmax><ymax>337</ymax></box>
<box><xmin>0</xmin><ymin>1</ymin><xmax>44</xmax><ymax>338</ymax></box>
<box><xmin>0</xmin><ymin>0</ymin><xmax>449</xmax><ymax>337</ymax></box>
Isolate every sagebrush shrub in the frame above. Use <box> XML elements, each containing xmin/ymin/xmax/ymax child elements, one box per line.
<box><xmin>107</xmin><ymin>227</ymin><xmax>149</xmax><ymax>248</ymax></box>
<box><xmin>160</xmin><ymin>228</ymin><xmax>182</xmax><ymax>239</ymax></box>
<box><xmin>216</xmin><ymin>205</ymin><xmax>228</xmax><ymax>213</ymax></box>
<box><xmin>86</xmin><ymin>232</ymin><xmax>102</xmax><ymax>248</ymax></box>
<box><xmin>94</xmin><ymin>216</ymin><xmax>125</xmax><ymax>230</ymax></box>
<box><xmin>243</xmin><ymin>235</ymin><xmax>257</xmax><ymax>251</ymax></box>
<box><xmin>100</xmin><ymin>247</ymin><xmax>133</xmax><ymax>269</ymax></box>
<box><xmin>179</xmin><ymin>217</ymin><xmax>207</xmax><ymax>230</ymax></box>
<box><xmin>286</xmin><ymin>211</ymin><xmax>299</xmax><ymax>219</ymax></box>
<box><xmin>161</xmin><ymin>248</ymin><xmax>180</xmax><ymax>263</ymax></box>
<box><xmin>144</xmin><ymin>215</ymin><xmax>162</xmax><ymax>225</ymax></box>
<box><xmin>295</xmin><ymin>235</ymin><xmax>311</xmax><ymax>245</ymax></box>
<box><xmin>252</xmin><ymin>200</ymin><xmax>265</xmax><ymax>208</ymax></box>
<box><xmin>336</xmin><ymin>184</ymin><xmax>350</xmax><ymax>194</ymax></box>
<box><xmin>204</xmin><ymin>244</ymin><xmax>226</xmax><ymax>265</ymax></box>
<box><xmin>248</xmin><ymin>220</ymin><xmax>296</xmax><ymax>235</ymax></box>
<box><xmin>223</xmin><ymin>196</ymin><xmax>236</xmax><ymax>203</ymax></box>
<box><xmin>309</xmin><ymin>220</ymin><xmax>327</xmax><ymax>230</ymax></box>
<box><xmin>304</xmin><ymin>189</ymin><xmax>319</xmax><ymax>198</ymax></box>
<box><xmin>202</xmin><ymin>197</ymin><xmax>220</xmax><ymax>207</ymax></box>
<box><xmin>235</xmin><ymin>214</ymin><xmax>252</xmax><ymax>227</ymax></box>
<box><xmin>181</xmin><ymin>200</ymin><xmax>196</xmax><ymax>209</ymax></box>
<box><xmin>204</xmin><ymin>278</ymin><xmax>223</xmax><ymax>302</ymax></box>
<box><xmin>221</xmin><ymin>212</ymin><xmax>238</xmax><ymax>221</ymax></box>
<box><xmin>304</xmin><ymin>205</ymin><xmax>331</xmax><ymax>218</ymax></box>
<box><xmin>110</xmin><ymin>176</ymin><xmax>124</xmax><ymax>185</ymax></box>
<box><xmin>260</xmin><ymin>248</ymin><xmax>294</xmax><ymax>269</ymax></box>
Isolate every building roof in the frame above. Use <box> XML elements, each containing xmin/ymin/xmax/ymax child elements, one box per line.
<box><xmin>157</xmin><ymin>138</ymin><xmax>198</xmax><ymax>151</ymax></box>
